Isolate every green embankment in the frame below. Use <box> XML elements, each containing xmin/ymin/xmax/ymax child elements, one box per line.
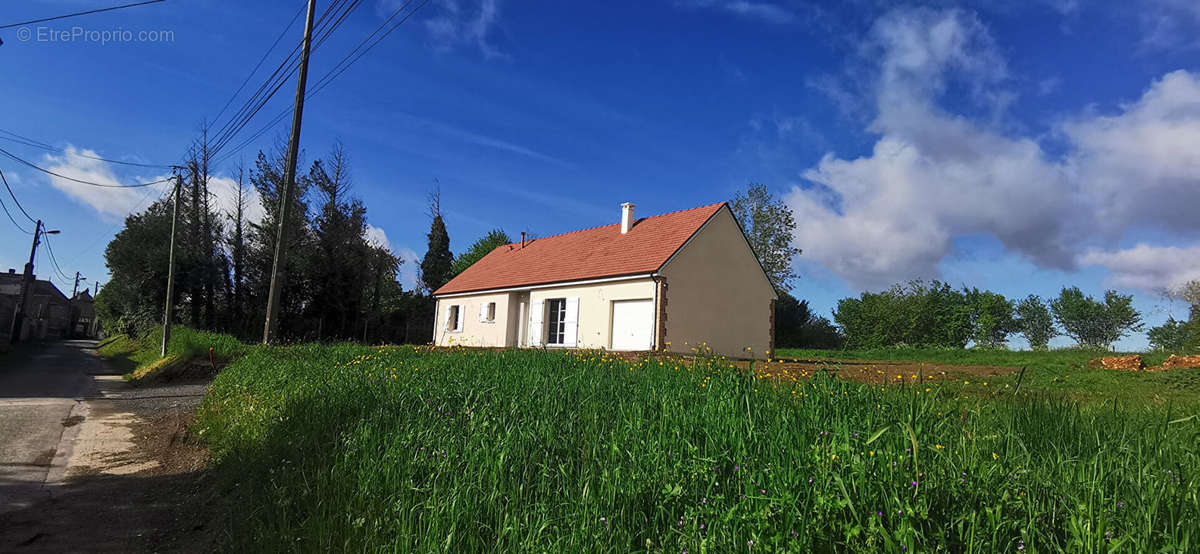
<box><xmin>192</xmin><ymin>344</ymin><xmax>1199</xmax><ymax>552</ymax></box>
<box><xmin>98</xmin><ymin>326</ymin><xmax>244</xmax><ymax>381</ymax></box>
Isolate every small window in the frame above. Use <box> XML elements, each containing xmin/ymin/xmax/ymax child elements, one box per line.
<box><xmin>487</xmin><ymin>302</ymin><xmax>496</xmax><ymax>322</ymax></box>
<box><xmin>448</xmin><ymin>305</ymin><xmax>462</xmax><ymax>332</ymax></box>
<box><xmin>546</xmin><ymin>298</ymin><xmax>567</xmax><ymax>345</ymax></box>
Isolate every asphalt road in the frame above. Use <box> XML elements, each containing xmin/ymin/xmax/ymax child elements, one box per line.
<box><xmin>0</xmin><ymin>340</ymin><xmax>101</xmax><ymax>514</ymax></box>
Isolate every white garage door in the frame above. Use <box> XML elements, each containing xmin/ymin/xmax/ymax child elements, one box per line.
<box><xmin>611</xmin><ymin>299</ymin><xmax>654</xmax><ymax>351</ymax></box>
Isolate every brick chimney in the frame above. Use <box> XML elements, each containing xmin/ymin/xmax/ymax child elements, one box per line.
<box><xmin>620</xmin><ymin>202</ymin><xmax>635</xmax><ymax>234</ymax></box>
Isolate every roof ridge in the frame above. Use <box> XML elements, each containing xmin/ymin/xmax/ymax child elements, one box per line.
<box><xmin>507</xmin><ymin>201</ymin><xmax>726</xmax><ymax>245</ymax></box>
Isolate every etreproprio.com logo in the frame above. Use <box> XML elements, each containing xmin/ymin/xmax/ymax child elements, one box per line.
<box><xmin>14</xmin><ymin>26</ymin><xmax>175</xmax><ymax>45</ymax></box>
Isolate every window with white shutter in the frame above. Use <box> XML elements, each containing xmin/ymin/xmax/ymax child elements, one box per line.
<box><xmin>562</xmin><ymin>297</ymin><xmax>579</xmax><ymax>347</ymax></box>
<box><xmin>446</xmin><ymin>305</ymin><xmax>462</xmax><ymax>332</ymax></box>
<box><xmin>529</xmin><ymin>299</ymin><xmax>545</xmax><ymax>346</ymax></box>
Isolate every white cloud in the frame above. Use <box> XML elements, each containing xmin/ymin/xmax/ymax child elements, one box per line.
<box><xmin>677</xmin><ymin>0</ymin><xmax>797</xmax><ymax>25</ymax></box>
<box><xmin>395</xmin><ymin>246</ymin><xmax>421</xmax><ymax>291</ymax></box>
<box><xmin>786</xmin><ymin>7</ymin><xmax>1200</xmax><ymax>292</ymax></box>
<box><xmin>1080</xmin><ymin>245</ymin><xmax>1200</xmax><ymax>291</ymax></box>
<box><xmin>208</xmin><ymin>174</ymin><xmax>266</xmax><ymax>227</ymax></box>
<box><xmin>362</xmin><ymin>224</ymin><xmax>422</xmax><ymax>291</ymax></box>
<box><xmin>418</xmin><ymin>0</ymin><xmax>508</xmax><ymax>60</ymax></box>
<box><xmin>363</xmin><ymin>223</ymin><xmax>392</xmax><ymax>250</ymax></box>
<box><xmin>42</xmin><ymin>147</ymin><xmax>172</xmax><ymax>221</ymax></box>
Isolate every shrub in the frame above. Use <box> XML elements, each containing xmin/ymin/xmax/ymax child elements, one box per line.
<box><xmin>834</xmin><ymin>281</ymin><xmax>973</xmax><ymax>349</ymax></box>
<box><xmin>1014</xmin><ymin>295</ymin><xmax>1056</xmax><ymax>350</ymax></box>
<box><xmin>1050</xmin><ymin>287</ymin><xmax>1142</xmax><ymax>349</ymax></box>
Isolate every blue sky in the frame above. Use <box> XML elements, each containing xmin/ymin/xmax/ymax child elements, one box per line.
<box><xmin>2</xmin><ymin>0</ymin><xmax>1199</xmax><ymax>350</ymax></box>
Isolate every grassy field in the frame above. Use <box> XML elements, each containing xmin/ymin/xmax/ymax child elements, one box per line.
<box><xmin>775</xmin><ymin>347</ymin><xmax>1197</xmax><ymax>405</ymax></box>
<box><xmin>182</xmin><ymin>341</ymin><xmax>1199</xmax><ymax>552</ymax></box>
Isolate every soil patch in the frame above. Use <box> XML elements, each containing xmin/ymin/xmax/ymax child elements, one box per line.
<box><xmin>749</xmin><ymin>358</ymin><xmax>1020</xmax><ymax>384</ymax></box>
<box><xmin>612</xmin><ymin>352</ymin><xmax>1021</xmax><ymax>385</ymax></box>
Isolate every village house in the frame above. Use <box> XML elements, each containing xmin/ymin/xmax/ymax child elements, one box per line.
<box><xmin>432</xmin><ymin>202</ymin><xmax>777</xmax><ymax>358</ymax></box>
<box><xmin>1</xmin><ymin>269</ymin><xmax>72</xmax><ymax>343</ymax></box>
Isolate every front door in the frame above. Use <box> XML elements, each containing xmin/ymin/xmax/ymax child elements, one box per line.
<box><xmin>610</xmin><ymin>299</ymin><xmax>653</xmax><ymax>351</ymax></box>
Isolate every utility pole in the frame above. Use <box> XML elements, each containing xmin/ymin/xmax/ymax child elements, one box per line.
<box><xmin>69</xmin><ymin>272</ymin><xmax>85</xmax><ymax>338</ymax></box>
<box><xmin>9</xmin><ymin>220</ymin><xmax>58</xmax><ymax>344</ymax></box>
<box><xmin>262</xmin><ymin>0</ymin><xmax>317</xmax><ymax>345</ymax></box>
<box><xmin>161</xmin><ymin>171</ymin><xmax>182</xmax><ymax>357</ymax></box>
<box><xmin>10</xmin><ymin>220</ymin><xmax>43</xmax><ymax>344</ymax></box>
<box><xmin>71</xmin><ymin>272</ymin><xmax>84</xmax><ymax>299</ymax></box>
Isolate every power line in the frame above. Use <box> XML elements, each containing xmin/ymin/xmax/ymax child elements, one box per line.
<box><xmin>0</xmin><ymin>146</ymin><xmax>172</xmax><ymax>188</ymax></box>
<box><xmin>0</xmin><ymin>128</ymin><xmax>170</xmax><ymax>169</ymax></box>
<box><xmin>0</xmin><ymin>188</ymin><xmax>33</xmax><ymax>235</ymax></box>
<box><xmin>67</xmin><ymin>181</ymin><xmax>170</xmax><ymax>267</ymax></box>
<box><xmin>0</xmin><ymin>0</ymin><xmax>167</xmax><ymax>30</ymax></box>
<box><xmin>41</xmin><ymin>233</ymin><xmax>73</xmax><ymax>283</ymax></box>
<box><xmin>0</xmin><ymin>166</ymin><xmax>37</xmax><ymax>225</ymax></box>
<box><xmin>214</xmin><ymin>0</ymin><xmax>428</xmax><ymax>167</ymax></box>
<box><xmin>210</xmin><ymin>2</ymin><xmax>308</xmax><ymax>125</ymax></box>
<box><xmin>207</xmin><ymin>0</ymin><xmax>350</xmax><ymax>151</ymax></box>
<box><xmin>208</xmin><ymin>0</ymin><xmax>360</xmax><ymax>159</ymax></box>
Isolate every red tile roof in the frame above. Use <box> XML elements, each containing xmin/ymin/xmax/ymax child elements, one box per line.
<box><xmin>434</xmin><ymin>202</ymin><xmax>727</xmax><ymax>295</ymax></box>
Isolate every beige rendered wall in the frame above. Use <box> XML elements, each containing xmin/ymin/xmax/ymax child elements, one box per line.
<box><xmin>661</xmin><ymin>207</ymin><xmax>776</xmax><ymax>359</ymax></box>
<box><xmin>433</xmin><ymin>291</ymin><xmax>516</xmax><ymax>347</ymax></box>
<box><xmin>528</xmin><ymin>278</ymin><xmax>657</xmax><ymax>349</ymax></box>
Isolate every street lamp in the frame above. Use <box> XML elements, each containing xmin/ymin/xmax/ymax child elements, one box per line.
<box><xmin>8</xmin><ymin>221</ymin><xmax>62</xmax><ymax>344</ymax></box>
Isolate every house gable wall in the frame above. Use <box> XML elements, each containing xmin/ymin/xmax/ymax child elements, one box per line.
<box><xmin>660</xmin><ymin>207</ymin><xmax>776</xmax><ymax>358</ymax></box>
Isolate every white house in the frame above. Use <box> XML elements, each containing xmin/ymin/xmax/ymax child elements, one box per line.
<box><xmin>432</xmin><ymin>202</ymin><xmax>778</xmax><ymax>358</ymax></box>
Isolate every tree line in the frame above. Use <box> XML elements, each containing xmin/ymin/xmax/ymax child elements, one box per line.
<box><xmin>731</xmin><ymin>184</ymin><xmax>1199</xmax><ymax>353</ymax></box>
<box><xmin>98</xmin><ymin>137</ymin><xmax>423</xmax><ymax>343</ymax></box>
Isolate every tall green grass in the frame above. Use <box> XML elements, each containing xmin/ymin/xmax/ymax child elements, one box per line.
<box><xmin>99</xmin><ymin>325</ymin><xmax>245</xmax><ymax>380</ymax></box>
<box><xmin>198</xmin><ymin>346</ymin><xmax>1199</xmax><ymax>552</ymax></box>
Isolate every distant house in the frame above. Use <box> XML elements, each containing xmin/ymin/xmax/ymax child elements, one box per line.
<box><xmin>70</xmin><ymin>289</ymin><xmax>100</xmax><ymax>338</ymax></box>
<box><xmin>0</xmin><ymin>269</ymin><xmax>71</xmax><ymax>341</ymax></box>
<box><xmin>431</xmin><ymin>202</ymin><xmax>777</xmax><ymax>358</ymax></box>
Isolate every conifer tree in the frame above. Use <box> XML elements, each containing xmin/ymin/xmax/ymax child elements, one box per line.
<box><xmin>420</xmin><ymin>187</ymin><xmax>453</xmax><ymax>292</ymax></box>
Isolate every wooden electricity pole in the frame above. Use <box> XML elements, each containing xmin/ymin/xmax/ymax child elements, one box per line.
<box><xmin>262</xmin><ymin>0</ymin><xmax>317</xmax><ymax>345</ymax></box>
<box><xmin>161</xmin><ymin>171</ymin><xmax>182</xmax><ymax>357</ymax></box>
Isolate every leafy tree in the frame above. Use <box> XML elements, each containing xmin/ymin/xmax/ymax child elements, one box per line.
<box><xmin>1148</xmin><ymin>318</ymin><xmax>1191</xmax><ymax>351</ymax></box>
<box><xmin>730</xmin><ymin>183</ymin><xmax>802</xmax><ymax>293</ymax></box>
<box><xmin>451</xmin><ymin>229</ymin><xmax>511</xmax><ymax>276</ymax></box>
<box><xmin>774</xmin><ymin>292</ymin><xmax>843</xmax><ymax>349</ymax></box>
<box><xmin>834</xmin><ymin>280</ymin><xmax>972</xmax><ymax>349</ymax></box>
<box><xmin>1169</xmin><ymin>279</ymin><xmax>1200</xmax><ymax>322</ymax></box>
<box><xmin>1049</xmin><ymin>287</ymin><xmax>1143</xmax><ymax>349</ymax></box>
<box><xmin>964</xmin><ymin>288</ymin><xmax>1016</xmax><ymax>348</ymax></box>
<box><xmin>98</xmin><ymin>197</ymin><xmax>178</xmax><ymax>337</ymax></box>
<box><xmin>420</xmin><ymin>188</ymin><xmax>453</xmax><ymax>293</ymax></box>
<box><xmin>1014</xmin><ymin>295</ymin><xmax>1056</xmax><ymax>350</ymax></box>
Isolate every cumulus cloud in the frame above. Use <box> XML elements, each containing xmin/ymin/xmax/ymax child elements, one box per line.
<box><xmin>363</xmin><ymin>223</ymin><xmax>392</xmax><ymax>250</ymax></box>
<box><xmin>1080</xmin><ymin>245</ymin><xmax>1200</xmax><ymax>291</ymax></box>
<box><xmin>418</xmin><ymin>0</ymin><xmax>508</xmax><ymax>60</ymax></box>
<box><xmin>42</xmin><ymin>146</ymin><xmax>267</xmax><ymax>228</ymax></box>
<box><xmin>208</xmin><ymin>174</ymin><xmax>266</xmax><ymax>227</ymax></box>
<box><xmin>787</xmin><ymin>7</ymin><xmax>1200</xmax><ymax>292</ymax></box>
<box><xmin>41</xmin><ymin>147</ymin><xmax>173</xmax><ymax>221</ymax></box>
<box><xmin>395</xmin><ymin>246</ymin><xmax>421</xmax><ymax>291</ymax></box>
<box><xmin>362</xmin><ymin>225</ymin><xmax>422</xmax><ymax>291</ymax></box>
